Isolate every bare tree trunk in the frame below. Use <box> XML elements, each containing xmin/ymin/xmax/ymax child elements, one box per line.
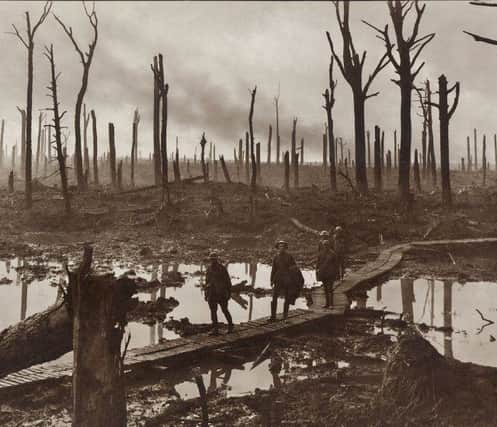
<box><xmin>300</xmin><ymin>138</ymin><xmax>304</xmax><ymax>164</ymax></box>
<box><xmin>117</xmin><ymin>160</ymin><xmax>123</xmax><ymax>191</ymax></box>
<box><xmin>245</xmin><ymin>131</ymin><xmax>250</xmax><ymax>184</ymax></box>
<box><xmin>367</xmin><ymin>130</ymin><xmax>371</xmax><ymax>168</ymax></box>
<box><xmin>266</xmin><ymin>124</ymin><xmax>272</xmax><ymax>164</ymax></box>
<box><xmin>374</xmin><ymin>125</ymin><xmax>382</xmax><ymax>192</ymax></box>
<box><xmin>108</xmin><ymin>123</ymin><xmax>117</xmax><ymax>188</ymax></box>
<box><xmin>381</xmin><ymin>129</ymin><xmax>385</xmax><ymax>169</ymax></box>
<box><xmin>220</xmin><ymin>155</ymin><xmax>232</xmax><ymax>183</ymax></box>
<box><xmin>353</xmin><ymin>92</ymin><xmax>368</xmax><ymax>194</ymax></box>
<box><xmin>249</xmin><ymin>87</ymin><xmax>257</xmax><ymax>223</ymax></box>
<box><xmin>200</xmin><ymin>133</ymin><xmax>208</xmax><ymax>183</ymax></box>
<box><xmin>291</xmin><ymin>118</ymin><xmax>297</xmax><ymax>188</ymax></box>
<box><xmin>483</xmin><ymin>134</ymin><xmax>487</xmax><ymax>185</ymax></box>
<box><xmin>256</xmin><ymin>142</ymin><xmax>261</xmax><ymax>182</ymax></box>
<box><xmin>0</xmin><ymin>119</ymin><xmax>4</xmax><ymax>168</ymax></box>
<box><xmin>83</xmin><ymin>104</ymin><xmax>90</xmax><ymax>180</ymax></box>
<box><xmin>130</xmin><ymin>110</ymin><xmax>139</xmax><ymax>187</ymax></box>
<box><xmin>494</xmin><ymin>134</ymin><xmax>497</xmax><ymax>172</ymax></box>
<box><xmin>91</xmin><ymin>110</ymin><xmax>98</xmax><ymax>185</ymax></box>
<box><xmin>322</xmin><ymin>133</ymin><xmax>327</xmax><ymax>169</ymax></box>
<box><xmin>386</xmin><ymin>150</ymin><xmax>392</xmax><ymax>178</ymax></box>
<box><xmin>283</xmin><ymin>151</ymin><xmax>290</xmax><ymax>192</ymax></box>
<box><xmin>152</xmin><ymin>56</ymin><xmax>161</xmax><ymax>185</ymax></box>
<box><xmin>474</xmin><ymin>128</ymin><xmax>478</xmax><ymax>170</ymax></box>
<box><xmin>294</xmin><ymin>153</ymin><xmax>299</xmax><ymax>188</ymax></box>
<box><xmin>413</xmin><ymin>149</ymin><xmax>421</xmax><ymax>193</ymax></box>
<box><xmin>8</xmin><ymin>171</ymin><xmax>14</xmax><ymax>193</ymax></box>
<box><xmin>274</xmin><ymin>95</ymin><xmax>280</xmax><ymax>165</ymax></box>
<box><xmin>35</xmin><ymin>113</ymin><xmax>42</xmax><ymax>176</ymax></box>
<box><xmin>467</xmin><ymin>136</ymin><xmax>471</xmax><ymax>172</ymax></box>
<box><xmin>72</xmin><ymin>247</ymin><xmax>134</xmax><ymax>427</ymax></box>
<box><xmin>238</xmin><ymin>138</ymin><xmax>243</xmax><ymax>171</ymax></box>
<box><xmin>394</xmin><ymin>129</ymin><xmax>397</xmax><ymax>169</ymax></box>
<box><xmin>45</xmin><ymin>44</ymin><xmax>70</xmax><ymax>215</ymax></box>
<box><xmin>426</xmin><ymin>81</ymin><xmax>436</xmax><ymax>186</ymax></box>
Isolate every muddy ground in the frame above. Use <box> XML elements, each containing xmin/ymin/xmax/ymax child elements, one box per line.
<box><xmin>1</xmin><ymin>168</ymin><xmax>497</xmax><ymax>425</ymax></box>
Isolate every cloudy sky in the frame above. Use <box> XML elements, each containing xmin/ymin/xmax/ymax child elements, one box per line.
<box><xmin>0</xmin><ymin>1</ymin><xmax>496</xmax><ymax>163</ymax></box>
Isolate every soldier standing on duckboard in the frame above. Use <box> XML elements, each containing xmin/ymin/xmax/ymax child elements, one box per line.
<box><xmin>205</xmin><ymin>251</ymin><xmax>234</xmax><ymax>335</ymax></box>
<box><xmin>316</xmin><ymin>239</ymin><xmax>339</xmax><ymax>308</ymax></box>
<box><xmin>269</xmin><ymin>240</ymin><xmax>298</xmax><ymax>321</ymax></box>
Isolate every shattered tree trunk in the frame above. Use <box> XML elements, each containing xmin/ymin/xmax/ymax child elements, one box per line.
<box><xmin>72</xmin><ymin>246</ymin><xmax>135</xmax><ymax>427</ymax></box>
<box><xmin>474</xmin><ymin>128</ymin><xmax>478</xmax><ymax>171</ymax></box>
<box><xmin>130</xmin><ymin>110</ymin><xmax>139</xmax><ymax>188</ymax></box>
<box><xmin>0</xmin><ymin>119</ymin><xmax>4</xmax><ymax>168</ymax></box>
<box><xmin>219</xmin><ymin>155</ymin><xmax>232</xmax><ymax>183</ymax></box>
<box><xmin>200</xmin><ymin>133</ymin><xmax>208</xmax><ymax>183</ymax></box>
<box><xmin>248</xmin><ymin>87</ymin><xmax>257</xmax><ymax>224</ymax></box>
<box><xmin>8</xmin><ymin>171</ymin><xmax>14</xmax><ymax>193</ymax></box>
<box><xmin>256</xmin><ymin>142</ymin><xmax>261</xmax><ymax>182</ymax></box>
<box><xmin>91</xmin><ymin>110</ymin><xmax>98</xmax><ymax>185</ymax></box>
<box><xmin>173</xmin><ymin>148</ymin><xmax>181</xmax><ymax>184</ymax></box>
<box><xmin>284</xmin><ymin>151</ymin><xmax>290</xmax><ymax>192</ymax></box>
<box><xmin>245</xmin><ymin>131</ymin><xmax>250</xmax><ymax>184</ymax></box>
<box><xmin>108</xmin><ymin>123</ymin><xmax>117</xmax><ymax>188</ymax></box>
<box><xmin>35</xmin><ymin>113</ymin><xmax>42</xmax><ymax>176</ymax></box>
<box><xmin>322</xmin><ymin>133</ymin><xmax>327</xmax><ymax>169</ymax></box>
<box><xmin>367</xmin><ymin>130</ymin><xmax>371</xmax><ymax>168</ymax></box>
<box><xmin>467</xmin><ymin>136</ymin><xmax>472</xmax><ymax>172</ymax></box>
<box><xmin>483</xmin><ymin>134</ymin><xmax>487</xmax><ymax>185</ymax></box>
<box><xmin>152</xmin><ymin>56</ymin><xmax>161</xmax><ymax>185</ymax></box>
<box><xmin>266</xmin><ymin>124</ymin><xmax>272</xmax><ymax>164</ymax></box>
<box><xmin>426</xmin><ymin>81</ymin><xmax>436</xmax><ymax>186</ymax></box>
<box><xmin>413</xmin><ymin>149</ymin><xmax>421</xmax><ymax>193</ymax></box>
<box><xmin>374</xmin><ymin>125</ymin><xmax>382</xmax><ymax>192</ymax></box>
<box><xmin>117</xmin><ymin>160</ymin><xmax>123</xmax><ymax>191</ymax></box>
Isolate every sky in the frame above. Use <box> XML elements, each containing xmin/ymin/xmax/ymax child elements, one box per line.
<box><xmin>0</xmin><ymin>0</ymin><xmax>497</xmax><ymax>163</ymax></box>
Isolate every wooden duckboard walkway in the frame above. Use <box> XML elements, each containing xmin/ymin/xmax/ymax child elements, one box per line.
<box><xmin>1</xmin><ymin>229</ymin><xmax>497</xmax><ymax>391</ymax></box>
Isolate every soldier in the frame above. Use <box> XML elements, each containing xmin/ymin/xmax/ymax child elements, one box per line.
<box><xmin>318</xmin><ymin>230</ymin><xmax>330</xmax><ymax>254</ymax></box>
<box><xmin>205</xmin><ymin>251</ymin><xmax>234</xmax><ymax>335</ymax></box>
<box><xmin>269</xmin><ymin>240</ymin><xmax>297</xmax><ymax>321</ymax></box>
<box><xmin>316</xmin><ymin>240</ymin><xmax>339</xmax><ymax>308</ymax></box>
<box><xmin>333</xmin><ymin>225</ymin><xmax>347</xmax><ymax>280</ymax></box>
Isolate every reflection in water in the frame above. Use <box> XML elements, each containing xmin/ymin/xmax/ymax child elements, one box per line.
<box><xmin>365</xmin><ymin>278</ymin><xmax>497</xmax><ymax>367</ymax></box>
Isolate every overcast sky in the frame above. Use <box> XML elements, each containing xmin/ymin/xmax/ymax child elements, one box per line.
<box><xmin>1</xmin><ymin>1</ymin><xmax>497</xmax><ymax>163</ymax></box>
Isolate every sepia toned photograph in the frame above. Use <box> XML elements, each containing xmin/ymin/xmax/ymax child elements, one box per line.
<box><xmin>0</xmin><ymin>0</ymin><xmax>497</xmax><ymax>425</ymax></box>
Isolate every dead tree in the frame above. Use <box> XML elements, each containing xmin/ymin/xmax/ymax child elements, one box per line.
<box><xmin>274</xmin><ymin>85</ymin><xmax>281</xmax><ymax>164</ymax></box>
<box><xmin>35</xmin><ymin>112</ymin><xmax>43</xmax><ymax>175</ymax></box>
<box><xmin>467</xmin><ymin>136</ymin><xmax>472</xmax><ymax>172</ymax></box>
<box><xmin>394</xmin><ymin>130</ymin><xmax>397</xmax><ymax>168</ymax></box>
<box><xmin>322</xmin><ymin>131</ymin><xmax>328</xmax><ymax>169</ymax></box>
<box><xmin>474</xmin><ymin>128</ymin><xmax>478</xmax><ymax>171</ymax></box>
<box><xmin>249</xmin><ymin>87</ymin><xmax>257</xmax><ymax>223</ymax></box>
<box><xmin>220</xmin><ymin>155</ymin><xmax>232</xmax><ymax>183</ymax></box>
<box><xmin>300</xmin><ymin>138</ymin><xmax>304</xmax><ymax>164</ymax></box>
<box><xmin>374</xmin><ymin>125</ymin><xmax>382</xmax><ymax>192</ymax></box>
<box><xmin>90</xmin><ymin>110</ymin><xmax>98</xmax><ymax>185</ymax></box>
<box><xmin>283</xmin><ymin>151</ymin><xmax>290</xmax><ymax>192</ymax></box>
<box><xmin>238</xmin><ymin>138</ymin><xmax>243</xmax><ymax>171</ymax></box>
<box><xmin>71</xmin><ymin>246</ymin><xmax>135</xmax><ymax>427</ymax></box>
<box><xmin>173</xmin><ymin>146</ymin><xmax>181</xmax><ymax>184</ymax></box>
<box><xmin>266</xmin><ymin>124</ymin><xmax>272</xmax><ymax>164</ymax></box>
<box><xmin>256</xmin><ymin>142</ymin><xmax>261</xmax><ymax>182</ymax></box>
<box><xmin>83</xmin><ymin>103</ymin><xmax>90</xmax><ymax>179</ymax></box>
<box><xmin>54</xmin><ymin>2</ymin><xmax>98</xmax><ymax>191</ymax></box>
<box><xmin>130</xmin><ymin>109</ymin><xmax>140</xmax><ymax>187</ymax></box>
<box><xmin>0</xmin><ymin>119</ymin><xmax>4</xmax><ymax>168</ymax></box>
<box><xmin>108</xmin><ymin>123</ymin><xmax>117</xmax><ymax>188</ymax></box>
<box><xmin>327</xmin><ymin>0</ymin><xmax>390</xmax><ymax>194</ymax></box>
<box><xmin>494</xmin><ymin>134</ymin><xmax>497</xmax><ymax>172</ymax></box>
<box><xmin>483</xmin><ymin>134</ymin><xmax>487</xmax><ymax>185</ymax></box>
<box><xmin>365</xmin><ymin>0</ymin><xmax>435</xmax><ymax>201</ymax></box>
<box><xmin>426</xmin><ymin>80</ymin><xmax>436</xmax><ymax>185</ymax></box>
<box><xmin>245</xmin><ymin>131</ymin><xmax>250</xmax><ymax>183</ymax></box>
<box><xmin>8</xmin><ymin>171</ymin><xmax>14</xmax><ymax>193</ymax></box>
<box><xmin>200</xmin><ymin>133</ymin><xmax>208</xmax><ymax>183</ymax></box>
<box><xmin>323</xmin><ymin>55</ymin><xmax>338</xmax><ymax>192</ymax></box>
<box><xmin>413</xmin><ymin>149</ymin><xmax>421</xmax><ymax>192</ymax></box>
<box><xmin>44</xmin><ymin>44</ymin><xmax>71</xmax><ymax>215</ymax></box>
<box><xmin>10</xmin><ymin>1</ymin><xmax>52</xmax><ymax>208</ymax></box>
<box><xmin>430</xmin><ymin>74</ymin><xmax>460</xmax><ymax>206</ymax></box>
<box><xmin>151</xmin><ymin>56</ymin><xmax>161</xmax><ymax>185</ymax></box>
<box><xmin>415</xmin><ymin>86</ymin><xmax>428</xmax><ymax>177</ymax></box>
<box><xmin>386</xmin><ymin>149</ymin><xmax>392</xmax><ymax>177</ymax></box>
<box><xmin>17</xmin><ymin>107</ymin><xmax>26</xmax><ymax>175</ymax></box>
<box><xmin>367</xmin><ymin>130</ymin><xmax>371</xmax><ymax>168</ymax></box>
<box><xmin>117</xmin><ymin>160</ymin><xmax>123</xmax><ymax>191</ymax></box>
<box><xmin>291</xmin><ymin>118</ymin><xmax>298</xmax><ymax>188</ymax></box>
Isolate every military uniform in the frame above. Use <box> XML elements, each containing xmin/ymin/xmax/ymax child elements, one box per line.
<box><xmin>333</xmin><ymin>227</ymin><xmax>347</xmax><ymax>279</ymax></box>
<box><xmin>316</xmin><ymin>243</ymin><xmax>339</xmax><ymax>307</ymax></box>
<box><xmin>205</xmin><ymin>259</ymin><xmax>233</xmax><ymax>334</ymax></box>
<box><xmin>270</xmin><ymin>250</ymin><xmax>299</xmax><ymax>320</ymax></box>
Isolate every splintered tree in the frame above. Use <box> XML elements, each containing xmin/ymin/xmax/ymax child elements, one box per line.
<box><xmin>91</xmin><ymin>109</ymin><xmax>98</xmax><ymax>185</ymax></box>
<box><xmin>151</xmin><ymin>56</ymin><xmax>161</xmax><ymax>185</ymax></box>
<box><xmin>130</xmin><ymin>109</ymin><xmax>140</xmax><ymax>187</ymax></box>
<box><xmin>44</xmin><ymin>44</ymin><xmax>70</xmax><ymax>215</ymax></box>
<box><xmin>323</xmin><ymin>56</ymin><xmax>338</xmax><ymax>192</ymax></box>
<box><xmin>10</xmin><ymin>1</ymin><xmax>52</xmax><ymax>208</ymax></box>
<box><xmin>54</xmin><ymin>2</ymin><xmax>98</xmax><ymax>192</ymax></box>
<box><xmin>430</xmin><ymin>74</ymin><xmax>460</xmax><ymax>206</ymax></box>
<box><xmin>365</xmin><ymin>0</ymin><xmax>435</xmax><ymax>201</ymax></box>
<box><xmin>249</xmin><ymin>87</ymin><xmax>257</xmax><ymax>223</ymax></box>
<box><xmin>326</xmin><ymin>0</ymin><xmax>390</xmax><ymax>194</ymax></box>
<box><xmin>274</xmin><ymin>85</ymin><xmax>281</xmax><ymax>165</ymax></box>
<box><xmin>200</xmin><ymin>133</ymin><xmax>208</xmax><ymax>183</ymax></box>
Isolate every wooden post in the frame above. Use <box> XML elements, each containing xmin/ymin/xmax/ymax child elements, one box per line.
<box><xmin>266</xmin><ymin>124</ymin><xmax>272</xmax><ymax>164</ymax></box>
<box><xmin>71</xmin><ymin>246</ymin><xmax>135</xmax><ymax>427</ymax></box>
<box><xmin>413</xmin><ymin>149</ymin><xmax>421</xmax><ymax>192</ymax></box>
<box><xmin>108</xmin><ymin>123</ymin><xmax>117</xmax><ymax>188</ymax></box>
<box><xmin>374</xmin><ymin>125</ymin><xmax>382</xmax><ymax>192</ymax></box>
<box><xmin>284</xmin><ymin>151</ymin><xmax>290</xmax><ymax>192</ymax></box>
<box><xmin>220</xmin><ymin>155</ymin><xmax>232</xmax><ymax>183</ymax></box>
<box><xmin>483</xmin><ymin>134</ymin><xmax>487</xmax><ymax>185</ymax></box>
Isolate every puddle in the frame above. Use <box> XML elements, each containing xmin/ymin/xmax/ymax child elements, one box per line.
<box><xmin>364</xmin><ymin>278</ymin><xmax>497</xmax><ymax>368</ymax></box>
<box><xmin>0</xmin><ymin>258</ymin><xmax>318</xmax><ymax>352</ymax></box>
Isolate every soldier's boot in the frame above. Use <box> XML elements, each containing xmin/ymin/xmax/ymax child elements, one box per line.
<box><xmin>269</xmin><ymin>298</ymin><xmax>277</xmax><ymax>322</ymax></box>
<box><xmin>209</xmin><ymin>326</ymin><xmax>219</xmax><ymax>336</ymax></box>
<box><xmin>323</xmin><ymin>289</ymin><xmax>331</xmax><ymax>308</ymax></box>
<box><xmin>283</xmin><ymin>300</ymin><xmax>290</xmax><ymax>319</ymax></box>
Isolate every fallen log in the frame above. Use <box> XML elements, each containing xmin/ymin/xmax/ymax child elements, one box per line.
<box><xmin>0</xmin><ymin>248</ymin><xmax>136</xmax><ymax>380</ymax></box>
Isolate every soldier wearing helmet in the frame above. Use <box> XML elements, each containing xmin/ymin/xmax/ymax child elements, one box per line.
<box><xmin>205</xmin><ymin>251</ymin><xmax>234</xmax><ymax>335</ymax></box>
